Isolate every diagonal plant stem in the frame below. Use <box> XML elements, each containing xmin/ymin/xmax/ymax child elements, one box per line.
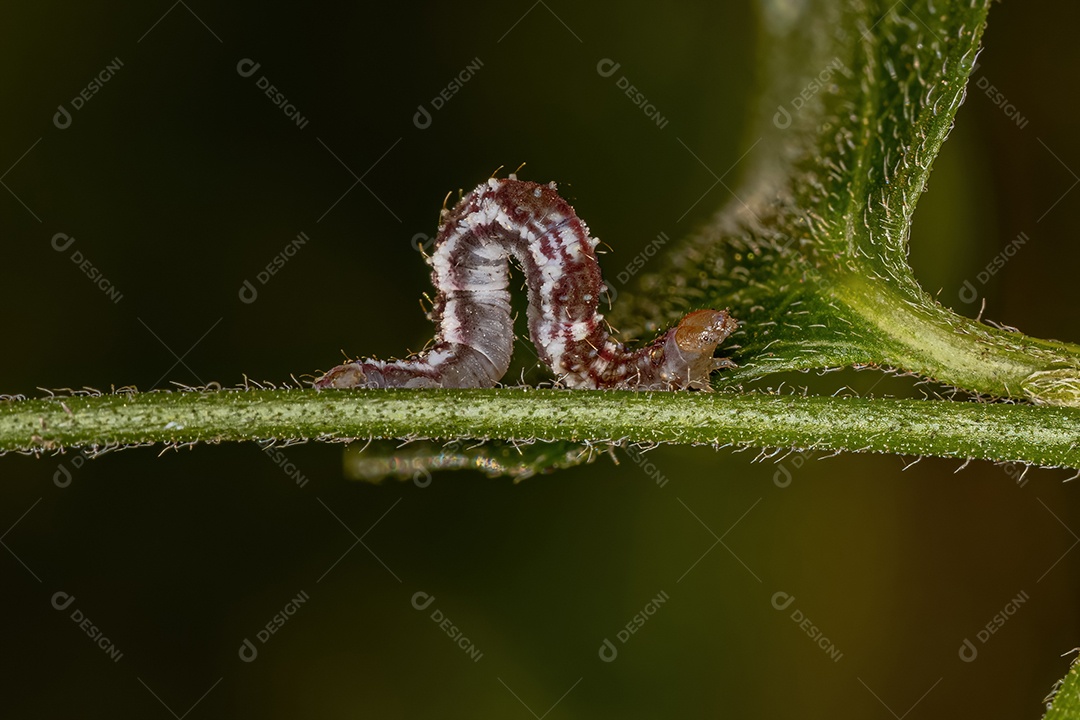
<box><xmin>2</xmin><ymin>389</ymin><xmax>1079</xmax><ymax>469</ymax></box>
<box><xmin>616</xmin><ymin>0</ymin><xmax>1080</xmax><ymax>407</ymax></box>
<box><xmin>1046</xmin><ymin>654</ymin><xmax>1080</xmax><ymax>720</ymax></box>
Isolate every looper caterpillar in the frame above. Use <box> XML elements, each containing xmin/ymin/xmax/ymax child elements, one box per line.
<box><xmin>316</xmin><ymin>176</ymin><xmax>737</xmax><ymax>391</ymax></box>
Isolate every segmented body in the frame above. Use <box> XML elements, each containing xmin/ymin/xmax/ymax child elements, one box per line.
<box><xmin>315</xmin><ymin>176</ymin><xmax>736</xmax><ymax>390</ymax></box>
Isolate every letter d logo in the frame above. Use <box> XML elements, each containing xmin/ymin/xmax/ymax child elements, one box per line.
<box><xmin>773</xmin><ymin>105</ymin><xmax>792</xmax><ymax>129</ymax></box>
<box><xmin>773</xmin><ymin>464</ymin><xmax>792</xmax><ymax>488</ymax></box>
<box><xmin>413</xmin><ymin>105</ymin><xmax>432</xmax><ymax>130</ymax></box>
<box><xmin>53</xmin><ymin>105</ymin><xmax>72</xmax><ymax>130</ymax></box>
<box><xmin>958</xmin><ymin>279</ymin><xmax>978</xmax><ymax>304</ymax></box>
<box><xmin>771</xmin><ymin>591</ymin><xmax>795</xmax><ymax>611</ymax></box>
<box><xmin>51</xmin><ymin>591</ymin><xmax>76</xmax><ymax>611</ymax></box>
<box><xmin>239</xmin><ymin>279</ymin><xmax>258</xmax><ymax>304</ymax></box>
<box><xmin>238</xmin><ymin>638</ymin><xmax>258</xmax><ymax>662</ymax></box>
<box><xmin>411</xmin><ymin>591</ymin><xmax>435</xmax><ymax>611</ymax></box>
<box><xmin>236</xmin><ymin>58</ymin><xmax>261</xmax><ymax>78</ymax></box>
<box><xmin>54</xmin><ymin>463</ymin><xmax>73</xmax><ymax>488</ymax></box>
<box><xmin>51</xmin><ymin>233</ymin><xmax>76</xmax><ymax>252</ymax></box>
<box><xmin>596</xmin><ymin>58</ymin><xmax>621</xmax><ymax>78</ymax></box>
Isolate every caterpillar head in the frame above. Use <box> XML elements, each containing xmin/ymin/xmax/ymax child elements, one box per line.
<box><xmin>662</xmin><ymin>309</ymin><xmax>738</xmax><ymax>390</ymax></box>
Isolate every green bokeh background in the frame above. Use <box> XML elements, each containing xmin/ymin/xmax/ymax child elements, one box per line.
<box><xmin>1</xmin><ymin>1</ymin><xmax>1078</xmax><ymax>717</ymax></box>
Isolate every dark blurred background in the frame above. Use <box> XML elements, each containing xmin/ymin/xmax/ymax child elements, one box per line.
<box><xmin>1</xmin><ymin>1</ymin><xmax>1078</xmax><ymax>717</ymax></box>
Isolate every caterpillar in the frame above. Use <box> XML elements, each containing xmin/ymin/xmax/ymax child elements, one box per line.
<box><xmin>315</xmin><ymin>175</ymin><xmax>737</xmax><ymax>391</ymax></box>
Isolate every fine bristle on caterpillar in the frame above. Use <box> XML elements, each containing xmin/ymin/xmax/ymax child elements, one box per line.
<box><xmin>315</xmin><ymin>176</ymin><xmax>737</xmax><ymax>391</ymax></box>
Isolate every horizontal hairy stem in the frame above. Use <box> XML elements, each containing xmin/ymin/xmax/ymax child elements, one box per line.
<box><xmin>2</xmin><ymin>389</ymin><xmax>1078</xmax><ymax>469</ymax></box>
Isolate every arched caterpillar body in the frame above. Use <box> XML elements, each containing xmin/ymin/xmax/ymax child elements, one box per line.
<box><xmin>315</xmin><ymin>176</ymin><xmax>737</xmax><ymax>391</ymax></box>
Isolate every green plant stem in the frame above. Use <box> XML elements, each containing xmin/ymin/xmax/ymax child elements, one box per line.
<box><xmin>3</xmin><ymin>389</ymin><xmax>1078</xmax><ymax>468</ymax></box>
<box><xmin>1045</xmin><ymin>654</ymin><xmax>1080</xmax><ymax>720</ymax></box>
<box><xmin>833</xmin><ymin>276</ymin><xmax>1080</xmax><ymax>405</ymax></box>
